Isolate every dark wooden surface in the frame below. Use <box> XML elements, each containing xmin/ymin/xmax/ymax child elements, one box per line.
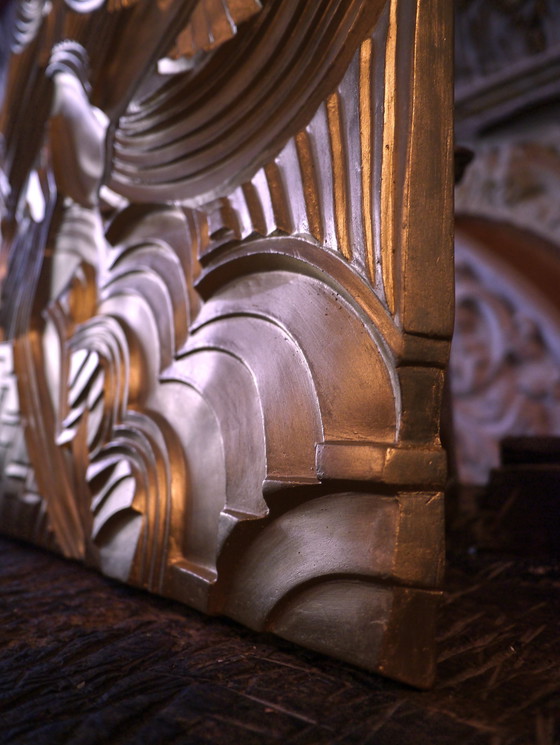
<box><xmin>0</xmin><ymin>536</ymin><xmax>559</xmax><ymax>745</ymax></box>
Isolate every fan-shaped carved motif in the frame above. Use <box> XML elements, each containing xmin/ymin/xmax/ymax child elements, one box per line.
<box><xmin>0</xmin><ymin>0</ymin><xmax>453</xmax><ymax>687</ymax></box>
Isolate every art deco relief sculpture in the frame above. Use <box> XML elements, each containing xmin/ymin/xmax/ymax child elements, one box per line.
<box><xmin>0</xmin><ymin>0</ymin><xmax>453</xmax><ymax>688</ymax></box>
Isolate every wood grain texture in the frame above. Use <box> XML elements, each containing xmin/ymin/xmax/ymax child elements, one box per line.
<box><xmin>0</xmin><ymin>536</ymin><xmax>558</xmax><ymax>745</ymax></box>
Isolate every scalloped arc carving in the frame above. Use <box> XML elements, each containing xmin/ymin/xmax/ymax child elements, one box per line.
<box><xmin>0</xmin><ymin>0</ymin><xmax>453</xmax><ymax>687</ymax></box>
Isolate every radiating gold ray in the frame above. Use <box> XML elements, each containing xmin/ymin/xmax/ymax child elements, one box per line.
<box><xmin>359</xmin><ymin>37</ymin><xmax>375</xmax><ymax>284</ymax></box>
<box><xmin>326</xmin><ymin>91</ymin><xmax>351</xmax><ymax>261</ymax></box>
<box><xmin>381</xmin><ymin>0</ymin><xmax>397</xmax><ymax>314</ymax></box>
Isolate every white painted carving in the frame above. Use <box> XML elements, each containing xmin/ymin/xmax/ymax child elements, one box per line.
<box><xmin>456</xmin><ymin>123</ymin><xmax>560</xmax><ymax>248</ymax></box>
<box><xmin>451</xmin><ymin>229</ymin><xmax>560</xmax><ymax>484</ymax></box>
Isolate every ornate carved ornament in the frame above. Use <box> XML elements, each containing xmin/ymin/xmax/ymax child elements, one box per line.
<box><xmin>455</xmin><ymin>0</ymin><xmax>560</xmax><ymax>136</ymax></box>
<box><xmin>0</xmin><ymin>0</ymin><xmax>453</xmax><ymax>687</ymax></box>
<box><xmin>456</xmin><ymin>125</ymin><xmax>560</xmax><ymax>249</ymax></box>
<box><xmin>452</xmin><ymin>222</ymin><xmax>560</xmax><ymax>485</ymax></box>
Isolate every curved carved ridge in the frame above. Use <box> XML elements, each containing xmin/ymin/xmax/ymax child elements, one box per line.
<box><xmin>40</xmin><ymin>205</ymin><xmax>197</xmax><ymax>589</ymax></box>
<box><xmin>217</xmin><ymin>491</ymin><xmax>444</xmax><ymax>688</ymax></box>
<box><xmin>268</xmin><ymin>580</ymin><xmax>441</xmax><ymax>689</ymax></box>
<box><xmin>110</xmin><ymin>0</ymin><xmax>385</xmax><ymax>204</ymax></box>
<box><xmin>167</xmin><ymin>0</ymin><xmax>263</xmax><ymax>61</ymax></box>
<box><xmin>0</xmin><ymin>0</ymin><xmax>452</xmax><ymax>687</ymax></box>
<box><xmin>222</xmin><ymin>493</ymin><xmax>444</xmax><ymax>624</ymax></box>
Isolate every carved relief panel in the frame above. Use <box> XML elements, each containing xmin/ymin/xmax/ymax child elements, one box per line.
<box><xmin>0</xmin><ymin>0</ymin><xmax>453</xmax><ymax>688</ymax></box>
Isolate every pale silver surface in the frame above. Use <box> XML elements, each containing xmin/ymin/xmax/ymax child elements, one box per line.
<box><xmin>0</xmin><ymin>0</ymin><xmax>453</xmax><ymax>688</ymax></box>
